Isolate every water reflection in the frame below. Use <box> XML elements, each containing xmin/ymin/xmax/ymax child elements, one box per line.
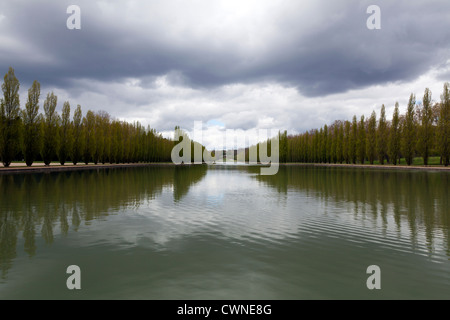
<box><xmin>0</xmin><ymin>165</ymin><xmax>207</xmax><ymax>277</ymax></box>
<box><xmin>255</xmin><ymin>166</ymin><xmax>450</xmax><ymax>258</ymax></box>
<box><xmin>0</xmin><ymin>165</ymin><xmax>449</xmax><ymax>299</ymax></box>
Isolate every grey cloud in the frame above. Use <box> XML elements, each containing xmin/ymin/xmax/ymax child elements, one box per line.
<box><xmin>1</xmin><ymin>0</ymin><xmax>449</xmax><ymax>97</ymax></box>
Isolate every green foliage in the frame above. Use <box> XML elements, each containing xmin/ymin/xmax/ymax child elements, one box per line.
<box><xmin>357</xmin><ymin>115</ymin><xmax>366</xmax><ymax>164</ymax></box>
<box><xmin>366</xmin><ymin>111</ymin><xmax>377</xmax><ymax>164</ymax></box>
<box><xmin>328</xmin><ymin>125</ymin><xmax>335</xmax><ymax>163</ymax></box>
<box><xmin>0</xmin><ymin>67</ymin><xmax>21</xmax><ymax>167</ymax></box>
<box><xmin>335</xmin><ymin>122</ymin><xmax>344</xmax><ymax>163</ymax></box>
<box><xmin>95</xmin><ymin>111</ymin><xmax>109</xmax><ymax>164</ymax></box>
<box><xmin>417</xmin><ymin>88</ymin><xmax>433</xmax><ymax>165</ymax></box>
<box><xmin>321</xmin><ymin>125</ymin><xmax>327</xmax><ymax>163</ymax></box>
<box><xmin>111</xmin><ymin>120</ymin><xmax>123</xmax><ymax>163</ymax></box>
<box><xmin>58</xmin><ymin>101</ymin><xmax>71</xmax><ymax>165</ymax></box>
<box><xmin>41</xmin><ymin>92</ymin><xmax>59</xmax><ymax>166</ymax></box>
<box><xmin>389</xmin><ymin>102</ymin><xmax>401</xmax><ymax>165</ymax></box>
<box><xmin>2</xmin><ymin>68</ymin><xmax>448</xmax><ymax>168</ymax></box>
<box><xmin>71</xmin><ymin>105</ymin><xmax>82</xmax><ymax>165</ymax></box>
<box><xmin>0</xmin><ymin>68</ymin><xmax>176</xmax><ymax>167</ymax></box>
<box><xmin>402</xmin><ymin>93</ymin><xmax>417</xmax><ymax>165</ymax></box>
<box><xmin>343</xmin><ymin>120</ymin><xmax>351</xmax><ymax>164</ymax></box>
<box><xmin>350</xmin><ymin>116</ymin><xmax>358</xmax><ymax>164</ymax></box>
<box><xmin>82</xmin><ymin>110</ymin><xmax>96</xmax><ymax>165</ymax></box>
<box><xmin>438</xmin><ymin>83</ymin><xmax>450</xmax><ymax>166</ymax></box>
<box><xmin>279</xmin><ymin>85</ymin><xmax>448</xmax><ymax>167</ymax></box>
<box><xmin>279</xmin><ymin>130</ymin><xmax>288</xmax><ymax>163</ymax></box>
<box><xmin>329</xmin><ymin>125</ymin><xmax>336</xmax><ymax>163</ymax></box>
<box><xmin>377</xmin><ymin>105</ymin><xmax>387</xmax><ymax>165</ymax></box>
<box><xmin>22</xmin><ymin>80</ymin><xmax>41</xmax><ymax>166</ymax></box>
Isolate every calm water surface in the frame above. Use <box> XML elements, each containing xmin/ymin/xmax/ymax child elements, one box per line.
<box><xmin>0</xmin><ymin>165</ymin><xmax>449</xmax><ymax>299</ymax></box>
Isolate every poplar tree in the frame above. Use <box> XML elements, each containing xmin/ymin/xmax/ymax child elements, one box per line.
<box><xmin>58</xmin><ymin>101</ymin><xmax>71</xmax><ymax>165</ymax></box>
<box><xmin>417</xmin><ymin>88</ymin><xmax>433</xmax><ymax>165</ymax></box>
<box><xmin>111</xmin><ymin>120</ymin><xmax>123</xmax><ymax>163</ymax></box>
<box><xmin>366</xmin><ymin>111</ymin><xmax>377</xmax><ymax>164</ymax></box>
<box><xmin>350</xmin><ymin>116</ymin><xmax>358</xmax><ymax>164</ymax></box>
<box><xmin>96</xmin><ymin>111</ymin><xmax>110</xmax><ymax>164</ymax></box>
<box><xmin>279</xmin><ymin>130</ymin><xmax>288</xmax><ymax>163</ymax></box>
<box><xmin>402</xmin><ymin>93</ymin><xmax>416</xmax><ymax>165</ymax></box>
<box><xmin>317</xmin><ymin>128</ymin><xmax>322</xmax><ymax>162</ymax></box>
<box><xmin>71</xmin><ymin>105</ymin><xmax>82</xmax><ymax>165</ymax></box>
<box><xmin>343</xmin><ymin>120</ymin><xmax>351</xmax><ymax>164</ymax></box>
<box><xmin>337</xmin><ymin>122</ymin><xmax>344</xmax><ymax>163</ymax></box>
<box><xmin>376</xmin><ymin>104</ymin><xmax>387</xmax><ymax>164</ymax></box>
<box><xmin>92</xmin><ymin>113</ymin><xmax>102</xmax><ymax>165</ymax></box>
<box><xmin>103</xmin><ymin>114</ymin><xmax>112</xmax><ymax>164</ymax></box>
<box><xmin>42</xmin><ymin>92</ymin><xmax>59</xmax><ymax>165</ymax></box>
<box><xmin>357</xmin><ymin>115</ymin><xmax>366</xmax><ymax>164</ymax></box>
<box><xmin>304</xmin><ymin>131</ymin><xmax>310</xmax><ymax>163</ymax></box>
<box><xmin>82</xmin><ymin>110</ymin><xmax>96</xmax><ymax>165</ymax></box>
<box><xmin>389</xmin><ymin>102</ymin><xmax>401</xmax><ymax>165</ymax></box>
<box><xmin>328</xmin><ymin>126</ymin><xmax>335</xmax><ymax>163</ymax></box>
<box><xmin>22</xmin><ymin>80</ymin><xmax>41</xmax><ymax>166</ymax></box>
<box><xmin>438</xmin><ymin>83</ymin><xmax>450</xmax><ymax>166</ymax></box>
<box><xmin>321</xmin><ymin>125</ymin><xmax>327</xmax><ymax>163</ymax></box>
<box><xmin>0</xmin><ymin>67</ymin><xmax>21</xmax><ymax>167</ymax></box>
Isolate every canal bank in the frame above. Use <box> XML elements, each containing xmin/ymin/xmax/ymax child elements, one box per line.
<box><xmin>282</xmin><ymin>162</ymin><xmax>450</xmax><ymax>171</ymax></box>
<box><xmin>0</xmin><ymin>162</ymin><xmax>184</xmax><ymax>174</ymax></box>
<box><xmin>1</xmin><ymin>161</ymin><xmax>449</xmax><ymax>174</ymax></box>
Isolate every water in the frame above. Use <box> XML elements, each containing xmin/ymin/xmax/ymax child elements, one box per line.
<box><xmin>0</xmin><ymin>165</ymin><xmax>448</xmax><ymax>299</ymax></box>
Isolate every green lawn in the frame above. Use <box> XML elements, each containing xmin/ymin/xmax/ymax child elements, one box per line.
<box><xmin>365</xmin><ymin>156</ymin><xmax>442</xmax><ymax>166</ymax></box>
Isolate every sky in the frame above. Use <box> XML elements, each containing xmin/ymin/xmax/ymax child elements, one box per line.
<box><xmin>1</xmin><ymin>0</ymin><xmax>450</xmax><ymax>149</ymax></box>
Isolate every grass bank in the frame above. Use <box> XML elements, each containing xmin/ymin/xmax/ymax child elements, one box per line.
<box><xmin>283</xmin><ymin>156</ymin><xmax>450</xmax><ymax>171</ymax></box>
<box><xmin>0</xmin><ymin>162</ymin><xmax>181</xmax><ymax>174</ymax></box>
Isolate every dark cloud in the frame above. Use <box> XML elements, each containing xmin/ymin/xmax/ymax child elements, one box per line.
<box><xmin>1</xmin><ymin>0</ymin><xmax>449</xmax><ymax>97</ymax></box>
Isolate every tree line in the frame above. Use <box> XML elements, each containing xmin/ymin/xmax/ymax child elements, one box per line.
<box><xmin>0</xmin><ymin>67</ymin><xmax>174</xmax><ymax>167</ymax></box>
<box><xmin>3</xmin><ymin>66</ymin><xmax>449</xmax><ymax>167</ymax></box>
<box><xmin>275</xmin><ymin>84</ymin><xmax>449</xmax><ymax>166</ymax></box>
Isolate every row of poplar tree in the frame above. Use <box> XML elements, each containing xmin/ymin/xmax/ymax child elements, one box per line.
<box><xmin>0</xmin><ymin>67</ymin><xmax>174</xmax><ymax>167</ymax></box>
<box><xmin>281</xmin><ymin>83</ymin><xmax>450</xmax><ymax>166</ymax></box>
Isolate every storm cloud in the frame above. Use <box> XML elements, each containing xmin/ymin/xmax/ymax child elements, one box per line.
<box><xmin>1</xmin><ymin>0</ymin><xmax>449</xmax><ymax>147</ymax></box>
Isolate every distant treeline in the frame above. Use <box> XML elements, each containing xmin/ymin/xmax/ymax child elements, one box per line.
<box><xmin>257</xmin><ymin>83</ymin><xmax>449</xmax><ymax>166</ymax></box>
<box><xmin>3</xmin><ymin>66</ymin><xmax>449</xmax><ymax>167</ymax></box>
<box><xmin>0</xmin><ymin>67</ymin><xmax>174</xmax><ymax>167</ymax></box>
